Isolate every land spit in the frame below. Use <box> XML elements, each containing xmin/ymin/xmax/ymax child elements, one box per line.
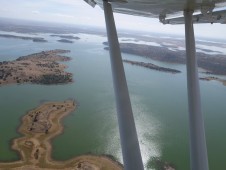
<box><xmin>0</xmin><ymin>100</ymin><xmax>123</xmax><ymax>170</ymax></box>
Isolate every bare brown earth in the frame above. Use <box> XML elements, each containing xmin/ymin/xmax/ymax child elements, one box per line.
<box><xmin>0</xmin><ymin>100</ymin><xmax>123</xmax><ymax>170</ymax></box>
<box><xmin>0</xmin><ymin>49</ymin><xmax>73</xmax><ymax>86</ymax></box>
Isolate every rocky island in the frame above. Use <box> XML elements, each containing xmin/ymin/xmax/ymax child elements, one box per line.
<box><xmin>0</xmin><ymin>34</ymin><xmax>47</xmax><ymax>42</ymax></box>
<box><xmin>0</xmin><ymin>100</ymin><xmax>122</xmax><ymax>170</ymax></box>
<box><xmin>0</xmin><ymin>49</ymin><xmax>73</xmax><ymax>86</ymax></box>
<box><xmin>123</xmin><ymin>59</ymin><xmax>181</xmax><ymax>74</ymax></box>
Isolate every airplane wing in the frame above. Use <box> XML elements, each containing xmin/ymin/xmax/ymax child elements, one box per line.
<box><xmin>84</xmin><ymin>0</ymin><xmax>226</xmax><ymax>24</ymax></box>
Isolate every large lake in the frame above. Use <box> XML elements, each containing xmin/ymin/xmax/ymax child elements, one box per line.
<box><xmin>0</xmin><ymin>31</ymin><xmax>226</xmax><ymax>170</ymax></box>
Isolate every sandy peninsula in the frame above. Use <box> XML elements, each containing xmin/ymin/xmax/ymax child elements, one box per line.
<box><xmin>0</xmin><ymin>100</ymin><xmax>123</xmax><ymax>170</ymax></box>
<box><xmin>0</xmin><ymin>49</ymin><xmax>73</xmax><ymax>86</ymax></box>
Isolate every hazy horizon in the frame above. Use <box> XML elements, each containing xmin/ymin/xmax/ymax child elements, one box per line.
<box><xmin>0</xmin><ymin>0</ymin><xmax>225</xmax><ymax>40</ymax></box>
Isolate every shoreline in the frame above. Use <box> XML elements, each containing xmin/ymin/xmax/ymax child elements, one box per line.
<box><xmin>0</xmin><ymin>100</ymin><xmax>123</xmax><ymax>170</ymax></box>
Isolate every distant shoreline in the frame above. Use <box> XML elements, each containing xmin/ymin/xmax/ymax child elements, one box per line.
<box><xmin>103</xmin><ymin>42</ymin><xmax>226</xmax><ymax>76</ymax></box>
<box><xmin>0</xmin><ymin>34</ymin><xmax>47</xmax><ymax>42</ymax></box>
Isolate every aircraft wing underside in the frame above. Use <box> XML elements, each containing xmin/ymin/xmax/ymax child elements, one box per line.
<box><xmin>84</xmin><ymin>0</ymin><xmax>226</xmax><ymax>24</ymax></box>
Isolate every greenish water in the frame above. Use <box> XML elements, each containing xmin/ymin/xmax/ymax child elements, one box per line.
<box><xmin>0</xmin><ymin>33</ymin><xmax>226</xmax><ymax>170</ymax></box>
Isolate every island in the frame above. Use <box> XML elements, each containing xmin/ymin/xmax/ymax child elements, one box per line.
<box><xmin>51</xmin><ymin>34</ymin><xmax>80</xmax><ymax>40</ymax></box>
<box><xmin>0</xmin><ymin>49</ymin><xmax>73</xmax><ymax>86</ymax></box>
<box><xmin>0</xmin><ymin>100</ymin><xmax>123</xmax><ymax>170</ymax></box>
<box><xmin>123</xmin><ymin>59</ymin><xmax>181</xmax><ymax>74</ymax></box>
<box><xmin>103</xmin><ymin>42</ymin><xmax>226</xmax><ymax>76</ymax></box>
<box><xmin>57</xmin><ymin>39</ymin><xmax>74</xmax><ymax>43</ymax></box>
<box><xmin>0</xmin><ymin>34</ymin><xmax>47</xmax><ymax>42</ymax></box>
<box><xmin>200</xmin><ymin>76</ymin><xmax>226</xmax><ymax>86</ymax></box>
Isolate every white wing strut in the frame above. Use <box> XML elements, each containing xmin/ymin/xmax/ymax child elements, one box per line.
<box><xmin>184</xmin><ymin>10</ymin><xmax>209</xmax><ymax>170</ymax></box>
<box><xmin>103</xmin><ymin>1</ymin><xmax>144</xmax><ymax>170</ymax></box>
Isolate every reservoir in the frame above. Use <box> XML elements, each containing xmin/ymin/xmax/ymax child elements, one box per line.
<box><xmin>0</xmin><ymin>31</ymin><xmax>226</xmax><ymax>170</ymax></box>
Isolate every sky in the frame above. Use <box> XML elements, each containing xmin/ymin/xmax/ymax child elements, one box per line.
<box><xmin>0</xmin><ymin>0</ymin><xmax>225</xmax><ymax>39</ymax></box>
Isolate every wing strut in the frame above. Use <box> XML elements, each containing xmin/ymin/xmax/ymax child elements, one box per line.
<box><xmin>103</xmin><ymin>1</ymin><xmax>144</xmax><ymax>170</ymax></box>
<box><xmin>184</xmin><ymin>10</ymin><xmax>209</xmax><ymax>170</ymax></box>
